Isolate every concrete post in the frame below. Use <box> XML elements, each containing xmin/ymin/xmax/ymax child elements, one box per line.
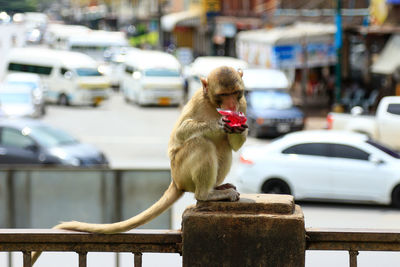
<box><xmin>182</xmin><ymin>194</ymin><xmax>305</xmax><ymax>267</ymax></box>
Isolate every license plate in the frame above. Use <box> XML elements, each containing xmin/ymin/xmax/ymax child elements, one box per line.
<box><xmin>94</xmin><ymin>97</ymin><xmax>103</xmax><ymax>105</ymax></box>
<box><xmin>159</xmin><ymin>97</ymin><xmax>171</xmax><ymax>106</ymax></box>
<box><xmin>277</xmin><ymin>123</ymin><xmax>290</xmax><ymax>133</ymax></box>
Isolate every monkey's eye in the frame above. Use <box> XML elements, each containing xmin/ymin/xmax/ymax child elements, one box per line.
<box><xmin>214</xmin><ymin>95</ymin><xmax>223</xmax><ymax>105</ymax></box>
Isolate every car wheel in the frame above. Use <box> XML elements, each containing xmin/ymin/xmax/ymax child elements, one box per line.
<box><xmin>41</xmin><ymin>105</ymin><xmax>46</xmax><ymax>116</ymax></box>
<box><xmin>391</xmin><ymin>185</ymin><xmax>400</xmax><ymax>208</ymax></box>
<box><xmin>261</xmin><ymin>179</ymin><xmax>291</xmax><ymax>195</ymax></box>
<box><xmin>58</xmin><ymin>94</ymin><xmax>69</xmax><ymax>106</ymax></box>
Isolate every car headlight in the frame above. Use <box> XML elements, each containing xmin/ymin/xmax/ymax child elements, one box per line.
<box><xmin>98</xmin><ymin>64</ymin><xmax>111</xmax><ymax>75</ymax></box>
<box><xmin>55</xmin><ymin>152</ymin><xmax>80</xmax><ymax>166</ymax></box>
<box><xmin>33</xmin><ymin>89</ymin><xmax>43</xmax><ymax>99</ymax></box>
<box><xmin>294</xmin><ymin>117</ymin><xmax>304</xmax><ymax>125</ymax></box>
<box><xmin>62</xmin><ymin>156</ymin><xmax>81</xmax><ymax>166</ymax></box>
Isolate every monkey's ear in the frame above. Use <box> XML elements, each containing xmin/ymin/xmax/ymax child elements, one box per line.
<box><xmin>237</xmin><ymin>68</ymin><xmax>243</xmax><ymax>77</ymax></box>
<box><xmin>200</xmin><ymin>77</ymin><xmax>208</xmax><ymax>94</ymax></box>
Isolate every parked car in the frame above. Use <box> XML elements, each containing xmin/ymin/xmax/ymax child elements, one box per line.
<box><xmin>120</xmin><ymin>49</ymin><xmax>185</xmax><ymax>106</ymax></box>
<box><xmin>0</xmin><ymin>118</ymin><xmax>109</xmax><ymax>167</ymax></box>
<box><xmin>3</xmin><ymin>72</ymin><xmax>47</xmax><ymax>116</ymax></box>
<box><xmin>327</xmin><ymin>96</ymin><xmax>400</xmax><ymax>150</ymax></box>
<box><xmin>242</xmin><ymin>69</ymin><xmax>304</xmax><ymax>138</ymax></box>
<box><xmin>235</xmin><ymin>130</ymin><xmax>400</xmax><ymax>207</ymax></box>
<box><xmin>0</xmin><ymin>84</ymin><xmax>43</xmax><ymax>118</ymax></box>
<box><xmin>5</xmin><ymin>47</ymin><xmax>111</xmax><ymax>107</ymax></box>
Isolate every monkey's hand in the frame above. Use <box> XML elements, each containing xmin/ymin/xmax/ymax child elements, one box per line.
<box><xmin>219</xmin><ymin>117</ymin><xmax>248</xmax><ymax>134</ymax></box>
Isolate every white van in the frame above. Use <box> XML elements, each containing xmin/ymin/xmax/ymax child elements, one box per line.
<box><xmin>66</xmin><ymin>30</ymin><xmax>129</xmax><ymax>61</ymax></box>
<box><xmin>66</xmin><ymin>30</ymin><xmax>129</xmax><ymax>88</ymax></box>
<box><xmin>5</xmin><ymin>47</ymin><xmax>111</xmax><ymax>106</ymax></box>
<box><xmin>120</xmin><ymin>50</ymin><xmax>185</xmax><ymax>106</ymax></box>
<box><xmin>185</xmin><ymin>56</ymin><xmax>249</xmax><ymax>101</ymax></box>
<box><xmin>44</xmin><ymin>23</ymin><xmax>91</xmax><ymax>49</ymax></box>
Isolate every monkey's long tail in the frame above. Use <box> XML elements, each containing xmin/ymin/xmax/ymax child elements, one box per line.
<box><xmin>55</xmin><ymin>182</ymin><xmax>183</xmax><ymax>234</ymax></box>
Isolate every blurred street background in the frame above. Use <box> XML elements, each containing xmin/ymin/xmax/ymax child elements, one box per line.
<box><xmin>0</xmin><ymin>0</ymin><xmax>400</xmax><ymax>266</ymax></box>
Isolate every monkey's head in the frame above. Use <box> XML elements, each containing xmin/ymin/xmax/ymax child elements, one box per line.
<box><xmin>201</xmin><ymin>66</ymin><xmax>245</xmax><ymax>111</ymax></box>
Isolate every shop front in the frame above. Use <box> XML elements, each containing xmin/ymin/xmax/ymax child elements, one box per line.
<box><xmin>236</xmin><ymin>22</ymin><xmax>337</xmax><ymax>108</ymax></box>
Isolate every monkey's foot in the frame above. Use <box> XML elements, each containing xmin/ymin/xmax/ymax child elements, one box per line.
<box><xmin>226</xmin><ymin>188</ymin><xmax>240</xmax><ymax>201</ymax></box>
<box><xmin>215</xmin><ymin>183</ymin><xmax>237</xmax><ymax>191</ymax></box>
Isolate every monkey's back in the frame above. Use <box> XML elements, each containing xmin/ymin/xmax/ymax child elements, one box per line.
<box><xmin>168</xmin><ymin>89</ymin><xmax>221</xmax><ymax>160</ymax></box>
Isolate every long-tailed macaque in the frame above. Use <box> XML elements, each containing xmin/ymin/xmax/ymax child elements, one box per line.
<box><xmin>31</xmin><ymin>66</ymin><xmax>247</xmax><ymax>264</ymax></box>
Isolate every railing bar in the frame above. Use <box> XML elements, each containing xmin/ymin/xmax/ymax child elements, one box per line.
<box><xmin>23</xmin><ymin>251</ymin><xmax>32</xmax><ymax>267</ymax></box>
<box><xmin>8</xmin><ymin>252</ymin><xmax>12</xmax><ymax>267</ymax></box>
<box><xmin>134</xmin><ymin>252</ymin><xmax>142</xmax><ymax>267</ymax></box>
<box><xmin>349</xmin><ymin>250</ymin><xmax>359</xmax><ymax>267</ymax></box>
<box><xmin>6</xmin><ymin>170</ymin><xmax>15</xmax><ymax>228</ymax></box>
<box><xmin>115</xmin><ymin>253</ymin><xmax>120</xmax><ymax>267</ymax></box>
<box><xmin>78</xmin><ymin>251</ymin><xmax>87</xmax><ymax>267</ymax></box>
<box><xmin>114</xmin><ymin>170</ymin><xmax>123</xmax><ymax>223</ymax></box>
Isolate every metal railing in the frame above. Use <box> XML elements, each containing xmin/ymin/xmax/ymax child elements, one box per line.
<box><xmin>306</xmin><ymin>228</ymin><xmax>400</xmax><ymax>267</ymax></box>
<box><xmin>0</xmin><ymin>229</ymin><xmax>182</xmax><ymax>267</ymax></box>
<box><xmin>1</xmin><ymin>228</ymin><xmax>400</xmax><ymax>267</ymax></box>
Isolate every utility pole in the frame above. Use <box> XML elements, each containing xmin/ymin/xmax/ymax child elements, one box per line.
<box><xmin>334</xmin><ymin>0</ymin><xmax>344</xmax><ymax>112</ymax></box>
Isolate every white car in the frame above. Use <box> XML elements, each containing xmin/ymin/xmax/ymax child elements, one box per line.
<box><xmin>0</xmin><ymin>84</ymin><xmax>42</xmax><ymax>118</ymax></box>
<box><xmin>3</xmin><ymin>73</ymin><xmax>46</xmax><ymax>116</ymax></box>
<box><xmin>235</xmin><ymin>130</ymin><xmax>400</xmax><ymax>207</ymax></box>
<box><xmin>120</xmin><ymin>50</ymin><xmax>185</xmax><ymax>106</ymax></box>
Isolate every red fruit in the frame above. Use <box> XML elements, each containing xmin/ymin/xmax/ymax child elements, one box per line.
<box><xmin>217</xmin><ymin>109</ymin><xmax>247</xmax><ymax>127</ymax></box>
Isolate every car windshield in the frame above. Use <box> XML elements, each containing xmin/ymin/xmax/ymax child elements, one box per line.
<box><xmin>0</xmin><ymin>92</ymin><xmax>32</xmax><ymax>104</ymax></box>
<box><xmin>29</xmin><ymin>125</ymin><xmax>78</xmax><ymax>147</ymax></box>
<box><xmin>366</xmin><ymin>139</ymin><xmax>400</xmax><ymax>159</ymax></box>
<box><xmin>247</xmin><ymin>90</ymin><xmax>293</xmax><ymax>110</ymax></box>
<box><xmin>6</xmin><ymin>81</ymin><xmax>37</xmax><ymax>89</ymax></box>
<box><xmin>75</xmin><ymin>68</ymin><xmax>103</xmax><ymax>77</ymax></box>
<box><xmin>144</xmin><ymin>68</ymin><xmax>180</xmax><ymax>77</ymax></box>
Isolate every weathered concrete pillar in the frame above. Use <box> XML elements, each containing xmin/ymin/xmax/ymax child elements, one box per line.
<box><xmin>182</xmin><ymin>194</ymin><xmax>305</xmax><ymax>267</ymax></box>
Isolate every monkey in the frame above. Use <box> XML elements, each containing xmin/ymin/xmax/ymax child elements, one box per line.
<box><xmin>30</xmin><ymin>66</ymin><xmax>247</xmax><ymax>265</ymax></box>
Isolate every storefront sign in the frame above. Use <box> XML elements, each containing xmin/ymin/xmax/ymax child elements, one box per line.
<box><xmin>237</xmin><ymin>40</ymin><xmax>336</xmax><ymax>69</ymax></box>
<box><xmin>307</xmin><ymin>43</ymin><xmax>336</xmax><ymax>67</ymax></box>
<box><xmin>273</xmin><ymin>45</ymin><xmax>303</xmax><ymax>68</ymax></box>
<box><xmin>204</xmin><ymin>0</ymin><xmax>221</xmax><ymax>17</ymax></box>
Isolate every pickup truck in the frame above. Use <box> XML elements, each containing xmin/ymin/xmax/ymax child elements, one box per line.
<box><xmin>327</xmin><ymin>96</ymin><xmax>400</xmax><ymax>150</ymax></box>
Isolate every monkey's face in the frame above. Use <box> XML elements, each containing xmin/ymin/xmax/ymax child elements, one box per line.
<box><xmin>213</xmin><ymin>88</ymin><xmax>244</xmax><ymax>111</ymax></box>
<box><xmin>204</xmin><ymin>67</ymin><xmax>245</xmax><ymax>111</ymax></box>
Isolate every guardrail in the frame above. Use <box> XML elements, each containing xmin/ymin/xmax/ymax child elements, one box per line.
<box><xmin>306</xmin><ymin>228</ymin><xmax>400</xmax><ymax>267</ymax></box>
<box><xmin>1</xmin><ymin>228</ymin><xmax>400</xmax><ymax>267</ymax></box>
<box><xmin>0</xmin><ymin>229</ymin><xmax>182</xmax><ymax>267</ymax></box>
